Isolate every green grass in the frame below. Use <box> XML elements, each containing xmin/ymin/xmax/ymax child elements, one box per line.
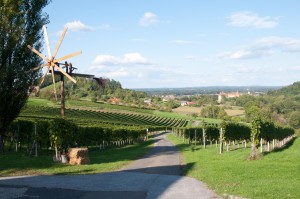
<box><xmin>0</xmin><ymin>140</ymin><xmax>153</xmax><ymax>177</ymax></box>
<box><xmin>27</xmin><ymin>98</ymin><xmax>57</xmax><ymax>107</ymax></box>
<box><xmin>28</xmin><ymin>97</ymin><xmax>155</xmax><ymax>114</ymax></box>
<box><xmin>168</xmin><ymin>134</ymin><xmax>300</xmax><ymax>199</ymax></box>
<box><xmin>153</xmin><ymin>110</ymin><xmax>193</xmax><ymax>119</ymax></box>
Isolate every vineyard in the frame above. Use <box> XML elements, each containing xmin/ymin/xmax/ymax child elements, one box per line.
<box><xmin>19</xmin><ymin>106</ymin><xmax>188</xmax><ymax>128</ymax></box>
<box><xmin>4</xmin><ymin>105</ymin><xmax>189</xmax><ymax>155</ymax></box>
<box><xmin>171</xmin><ymin>121</ymin><xmax>295</xmax><ymax>154</ymax></box>
<box><xmin>6</xmin><ymin>104</ymin><xmax>295</xmax><ymax>158</ymax></box>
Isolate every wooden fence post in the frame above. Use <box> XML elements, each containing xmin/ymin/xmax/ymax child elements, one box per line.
<box><xmin>219</xmin><ymin>128</ymin><xmax>223</xmax><ymax>154</ymax></box>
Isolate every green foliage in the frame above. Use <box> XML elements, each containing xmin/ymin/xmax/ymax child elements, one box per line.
<box><xmin>222</xmin><ymin>121</ymin><xmax>251</xmax><ymax>141</ymax></box>
<box><xmin>288</xmin><ymin>111</ymin><xmax>300</xmax><ymax>129</ymax></box>
<box><xmin>251</xmin><ymin>117</ymin><xmax>294</xmax><ymax>145</ymax></box>
<box><xmin>269</xmin><ymin>81</ymin><xmax>300</xmax><ymax>96</ymax></box>
<box><xmin>166</xmin><ymin>100</ymin><xmax>180</xmax><ymax>112</ymax></box>
<box><xmin>235</xmin><ymin>94</ymin><xmax>258</xmax><ymax>107</ymax></box>
<box><xmin>91</xmin><ymin>96</ymin><xmax>97</xmax><ymax>103</ymax></box>
<box><xmin>200</xmin><ymin>105</ymin><xmax>227</xmax><ymax>119</ymax></box>
<box><xmin>0</xmin><ymin>0</ymin><xmax>50</xmax><ymax>152</ymax></box>
<box><xmin>39</xmin><ymin>76</ymin><xmax>148</xmax><ymax>105</ymax></box>
<box><xmin>49</xmin><ymin>118</ymin><xmax>77</xmax><ymax>151</ymax></box>
<box><xmin>245</xmin><ymin>105</ymin><xmax>271</xmax><ymax>122</ymax></box>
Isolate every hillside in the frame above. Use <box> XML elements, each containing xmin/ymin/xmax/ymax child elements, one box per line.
<box><xmin>268</xmin><ymin>81</ymin><xmax>300</xmax><ymax>96</ymax></box>
<box><xmin>37</xmin><ymin>75</ymin><xmax>148</xmax><ymax>106</ymax></box>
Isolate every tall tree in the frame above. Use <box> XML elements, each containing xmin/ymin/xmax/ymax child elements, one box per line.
<box><xmin>0</xmin><ymin>0</ymin><xmax>49</xmax><ymax>152</ymax></box>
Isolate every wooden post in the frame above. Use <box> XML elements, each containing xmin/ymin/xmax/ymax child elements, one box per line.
<box><xmin>60</xmin><ymin>73</ymin><xmax>65</xmax><ymax>118</ymax></box>
<box><xmin>146</xmin><ymin>128</ymin><xmax>149</xmax><ymax>140</ymax></box>
<box><xmin>203</xmin><ymin>128</ymin><xmax>206</xmax><ymax>149</ymax></box>
<box><xmin>260</xmin><ymin>138</ymin><xmax>263</xmax><ymax>153</ymax></box>
<box><xmin>35</xmin><ymin>124</ymin><xmax>38</xmax><ymax>157</ymax></box>
<box><xmin>226</xmin><ymin>141</ymin><xmax>229</xmax><ymax>152</ymax></box>
<box><xmin>219</xmin><ymin>128</ymin><xmax>223</xmax><ymax>154</ymax></box>
<box><xmin>194</xmin><ymin>129</ymin><xmax>196</xmax><ymax>146</ymax></box>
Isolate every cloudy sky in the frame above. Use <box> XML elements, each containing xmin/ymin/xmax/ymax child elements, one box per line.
<box><xmin>43</xmin><ymin>0</ymin><xmax>300</xmax><ymax>88</ymax></box>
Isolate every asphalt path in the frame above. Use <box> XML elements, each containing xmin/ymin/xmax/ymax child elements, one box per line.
<box><xmin>121</xmin><ymin>132</ymin><xmax>182</xmax><ymax>175</ymax></box>
<box><xmin>0</xmin><ymin>132</ymin><xmax>219</xmax><ymax>199</ymax></box>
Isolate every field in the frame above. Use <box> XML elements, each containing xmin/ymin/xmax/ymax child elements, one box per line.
<box><xmin>225</xmin><ymin>109</ymin><xmax>245</xmax><ymax>116</ymax></box>
<box><xmin>172</xmin><ymin>105</ymin><xmax>245</xmax><ymax>117</ymax></box>
<box><xmin>172</xmin><ymin>106</ymin><xmax>202</xmax><ymax>114</ymax></box>
<box><xmin>168</xmin><ymin>133</ymin><xmax>300</xmax><ymax>199</ymax></box>
<box><xmin>27</xmin><ymin>98</ymin><xmax>154</xmax><ymax>114</ymax></box>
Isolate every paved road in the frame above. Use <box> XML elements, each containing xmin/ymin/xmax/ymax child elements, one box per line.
<box><xmin>122</xmin><ymin>132</ymin><xmax>182</xmax><ymax>175</ymax></box>
<box><xmin>0</xmin><ymin>132</ymin><xmax>219</xmax><ymax>199</ymax></box>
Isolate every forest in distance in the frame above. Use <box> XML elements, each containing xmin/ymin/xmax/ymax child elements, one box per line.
<box><xmin>134</xmin><ymin>86</ymin><xmax>282</xmax><ymax>96</ymax></box>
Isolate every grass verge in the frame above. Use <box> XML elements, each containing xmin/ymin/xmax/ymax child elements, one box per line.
<box><xmin>0</xmin><ymin>140</ymin><xmax>153</xmax><ymax>177</ymax></box>
<box><xmin>168</xmin><ymin>133</ymin><xmax>300</xmax><ymax>199</ymax></box>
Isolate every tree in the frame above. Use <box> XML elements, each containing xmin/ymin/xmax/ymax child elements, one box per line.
<box><xmin>49</xmin><ymin>118</ymin><xmax>77</xmax><ymax>160</ymax></box>
<box><xmin>200</xmin><ymin>105</ymin><xmax>227</xmax><ymax>119</ymax></box>
<box><xmin>288</xmin><ymin>111</ymin><xmax>300</xmax><ymax>129</ymax></box>
<box><xmin>249</xmin><ymin>117</ymin><xmax>262</xmax><ymax>160</ymax></box>
<box><xmin>0</xmin><ymin>0</ymin><xmax>49</xmax><ymax>152</ymax></box>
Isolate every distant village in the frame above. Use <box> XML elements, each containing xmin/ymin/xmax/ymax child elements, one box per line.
<box><xmin>143</xmin><ymin>90</ymin><xmax>264</xmax><ymax>107</ymax></box>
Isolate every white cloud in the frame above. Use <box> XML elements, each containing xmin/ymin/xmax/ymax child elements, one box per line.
<box><xmin>93</xmin><ymin>55</ymin><xmax>121</xmax><ymax>65</ymax></box>
<box><xmin>123</xmin><ymin>53</ymin><xmax>148</xmax><ymax>64</ymax></box>
<box><xmin>92</xmin><ymin>53</ymin><xmax>151</xmax><ymax>66</ymax></box>
<box><xmin>104</xmin><ymin>68</ymin><xmax>129</xmax><ymax>78</ymax></box>
<box><xmin>228</xmin><ymin>11</ymin><xmax>278</xmax><ymax>29</ymax></box>
<box><xmin>221</xmin><ymin>36</ymin><xmax>300</xmax><ymax>59</ymax></box>
<box><xmin>139</xmin><ymin>12</ymin><xmax>159</xmax><ymax>27</ymax></box>
<box><xmin>256</xmin><ymin>36</ymin><xmax>300</xmax><ymax>52</ymax></box>
<box><xmin>65</xmin><ymin>21</ymin><xmax>92</xmax><ymax>31</ymax></box>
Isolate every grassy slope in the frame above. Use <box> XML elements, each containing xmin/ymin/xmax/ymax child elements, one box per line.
<box><xmin>27</xmin><ymin>98</ymin><xmax>154</xmax><ymax>114</ymax></box>
<box><xmin>0</xmin><ymin>140</ymin><xmax>153</xmax><ymax>177</ymax></box>
<box><xmin>168</xmin><ymin>134</ymin><xmax>300</xmax><ymax>199</ymax></box>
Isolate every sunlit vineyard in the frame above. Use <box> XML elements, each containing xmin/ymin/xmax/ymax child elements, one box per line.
<box><xmin>19</xmin><ymin>106</ymin><xmax>188</xmax><ymax>128</ymax></box>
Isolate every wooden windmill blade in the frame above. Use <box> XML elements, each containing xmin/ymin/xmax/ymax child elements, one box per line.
<box><xmin>43</xmin><ymin>25</ymin><xmax>52</xmax><ymax>58</ymax></box>
<box><xmin>31</xmin><ymin>63</ymin><xmax>48</xmax><ymax>71</ymax></box>
<box><xmin>50</xmin><ymin>66</ymin><xmax>58</xmax><ymax>101</ymax></box>
<box><xmin>27</xmin><ymin>45</ymin><xmax>50</xmax><ymax>63</ymax></box>
<box><xmin>53</xmin><ymin>51</ymin><xmax>82</xmax><ymax>63</ymax></box>
<box><xmin>52</xmin><ymin>26</ymin><xmax>68</xmax><ymax>59</ymax></box>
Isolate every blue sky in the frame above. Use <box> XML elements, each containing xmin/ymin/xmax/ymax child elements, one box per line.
<box><xmin>42</xmin><ymin>0</ymin><xmax>300</xmax><ymax>88</ymax></box>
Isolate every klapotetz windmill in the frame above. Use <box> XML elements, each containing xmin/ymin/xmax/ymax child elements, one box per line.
<box><xmin>27</xmin><ymin>25</ymin><xmax>81</xmax><ymax>100</ymax></box>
